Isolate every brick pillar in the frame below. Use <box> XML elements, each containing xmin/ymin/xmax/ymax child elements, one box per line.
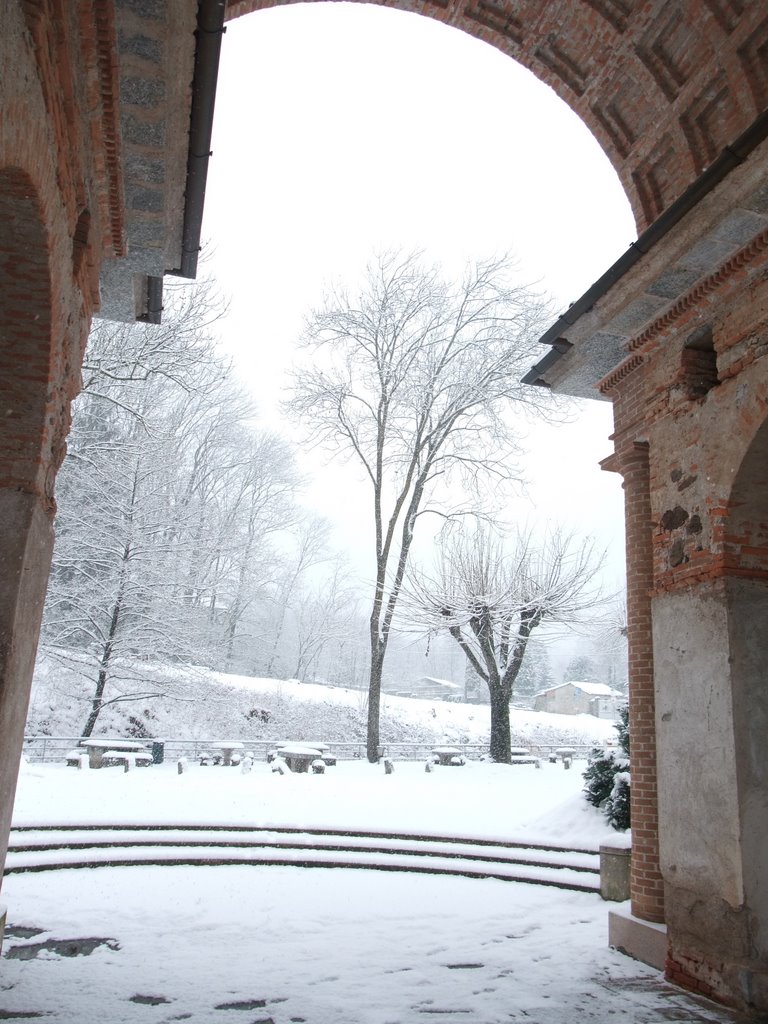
<box><xmin>620</xmin><ymin>441</ymin><xmax>664</xmax><ymax>923</ymax></box>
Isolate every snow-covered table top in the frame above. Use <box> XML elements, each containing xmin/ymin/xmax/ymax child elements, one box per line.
<box><xmin>278</xmin><ymin>744</ymin><xmax>325</xmax><ymax>757</ymax></box>
<box><xmin>80</xmin><ymin>739</ymin><xmax>148</xmax><ymax>751</ymax></box>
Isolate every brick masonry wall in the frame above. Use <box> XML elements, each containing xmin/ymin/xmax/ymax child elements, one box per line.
<box><xmin>1</xmin><ymin>2</ymin><xmax>111</xmax><ymax>509</ymax></box>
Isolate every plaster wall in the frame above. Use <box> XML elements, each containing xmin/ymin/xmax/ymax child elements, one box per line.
<box><xmin>653</xmin><ymin>587</ymin><xmax>742</xmax><ymax>907</ymax></box>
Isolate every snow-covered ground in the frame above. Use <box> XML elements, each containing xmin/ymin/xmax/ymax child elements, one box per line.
<box><xmin>0</xmin><ymin>758</ymin><xmax>744</xmax><ymax>1023</ymax></box>
<box><xmin>10</xmin><ymin>757</ymin><xmax>614</xmax><ymax>846</ymax></box>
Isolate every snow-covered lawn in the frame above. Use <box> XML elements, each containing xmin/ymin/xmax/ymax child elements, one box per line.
<box><xmin>10</xmin><ymin>757</ymin><xmax>614</xmax><ymax>846</ymax></box>
<box><xmin>0</xmin><ymin>759</ymin><xmax>740</xmax><ymax>1024</ymax></box>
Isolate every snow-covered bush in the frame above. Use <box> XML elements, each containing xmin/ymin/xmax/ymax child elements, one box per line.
<box><xmin>582</xmin><ymin>705</ymin><xmax>630</xmax><ymax>831</ymax></box>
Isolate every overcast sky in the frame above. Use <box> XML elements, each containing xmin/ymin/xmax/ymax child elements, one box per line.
<box><xmin>200</xmin><ymin>2</ymin><xmax>637</xmax><ymax>590</ymax></box>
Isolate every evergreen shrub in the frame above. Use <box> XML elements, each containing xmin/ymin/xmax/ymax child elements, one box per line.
<box><xmin>582</xmin><ymin>704</ymin><xmax>630</xmax><ymax>831</ymax></box>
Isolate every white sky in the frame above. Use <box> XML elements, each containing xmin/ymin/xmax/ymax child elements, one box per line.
<box><xmin>201</xmin><ymin>3</ymin><xmax>638</xmax><ymax>588</ymax></box>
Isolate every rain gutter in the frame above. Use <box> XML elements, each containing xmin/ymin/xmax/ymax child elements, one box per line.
<box><xmin>523</xmin><ymin>107</ymin><xmax>768</xmax><ymax>386</ymax></box>
<box><xmin>143</xmin><ymin>275</ymin><xmax>164</xmax><ymax>325</ymax></box>
<box><xmin>172</xmin><ymin>0</ymin><xmax>227</xmax><ymax>280</ymax></box>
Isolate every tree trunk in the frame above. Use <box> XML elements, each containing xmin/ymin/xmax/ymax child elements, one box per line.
<box><xmin>366</xmin><ymin>648</ymin><xmax>384</xmax><ymax>762</ymax></box>
<box><xmin>488</xmin><ymin>685</ymin><xmax>512</xmax><ymax>763</ymax></box>
<box><xmin>81</xmin><ymin>597</ymin><xmax>122</xmax><ymax>737</ymax></box>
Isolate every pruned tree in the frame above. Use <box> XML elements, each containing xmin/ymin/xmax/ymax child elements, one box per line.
<box><xmin>404</xmin><ymin>525</ymin><xmax>604</xmax><ymax>762</ymax></box>
<box><xmin>287</xmin><ymin>250</ymin><xmax>557</xmax><ymax>760</ymax></box>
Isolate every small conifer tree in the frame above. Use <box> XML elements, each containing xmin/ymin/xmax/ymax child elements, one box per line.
<box><xmin>583</xmin><ymin>705</ymin><xmax>630</xmax><ymax>830</ymax></box>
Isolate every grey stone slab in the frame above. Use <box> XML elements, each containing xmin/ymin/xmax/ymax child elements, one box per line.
<box><xmin>118</xmin><ymin>31</ymin><xmax>162</xmax><ymax>63</ymax></box>
<box><xmin>647</xmin><ymin>267</ymin><xmax>704</xmax><ymax>300</ymax></box>
<box><xmin>680</xmin><ymin>234</ymin><xmax>739</xmax><ymax>272</ymax></box>
<box><xmin>116</xmin><ymin>0</ymin><xmax>164</xmax><ymax>20</ymax></box>
<box><xmin>711</xmin><ymin>209</ymin><xmax>767</xmax><ymax>246</ymax></box>
<box><xmin>121</xmin><ymin>76</ymin><xmax>165</xmax><ymax>107</ymax></box>
<box><xmin>121</xmin><ymin>113</ymin><xmax>165</xmax><ymax>147</ymax></box>
<box><xmin>745</xmin><ymin>183</ymin><xmax>768</xmax><ymax>215</ymax></box>
<box><xmin>125</xmin><ymin>184</ymin><xmax>164</xmax><ymax>213</ymax></box>
<box><xmin>125</xmin><ymin>154</ymin><xmax>165</xmax><ymax>185</ymax></box>
<box><xmin>607</xmin><ymin>294</ymin><xmax>668</xmax><ymax>333</ymax></box>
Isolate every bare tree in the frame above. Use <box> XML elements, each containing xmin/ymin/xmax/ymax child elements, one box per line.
<box><xmin>287</xmin><ymin>250</ymin><xmax>557</xmax><ymax>760</ymax></box>
<box><xmin>404</xmin><ymin>525</ymin><xmax>604</xmax><ymax>762</ymax></box>
<box><xmin>262</xmin><ymin>516</ymin><xmax>333</xmax><ymax>678</ymax></box>
<box><xmin>43</xmin><ymin>282</ymin><xmax>302</xmax><ymax>735</ymax></box>
<box><xmin>291</xmin><ymin>557</ymin><xmax>360</xmax><ymax>680</ymax></box>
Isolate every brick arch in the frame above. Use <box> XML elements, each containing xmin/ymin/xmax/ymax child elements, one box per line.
<box><xmin>720</xmin><ymin>412</ymin><xmax>768</xmax><ymax>986</ymax></box>
<box><xmin>225</xmin><ymin>0</ymin><xmax>768</xmax><ymax>232</ymax></box>
<box><xmin>0</xmin><ymin>167</ymin><xmax>55</xmax><ymax>502</ymax></box>
<box><xmin>727</xmin><ymin>412</ymin><xmax>768</xmax><ymax>565</ymax></box>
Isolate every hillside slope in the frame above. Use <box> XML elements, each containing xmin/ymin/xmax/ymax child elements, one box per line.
<box><xmin>27</xmin><ymin>648</ymin><xmax>616</xmax><ymax>750</ymax></box>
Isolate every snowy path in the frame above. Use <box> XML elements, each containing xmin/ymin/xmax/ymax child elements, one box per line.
<box><xmin>1</xmin><ymin>865</ymin><xmax>749</xmax><ymax>1024</ymax></box>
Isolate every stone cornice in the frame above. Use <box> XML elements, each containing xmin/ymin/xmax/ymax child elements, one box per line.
<box><xmin>626</xmin><ymin>226</ymin><xmax>768</xmax><ymax>355</ymax></box>
<box><xmin>598</xmin><ymin>225</ymin><xmax>768</xmax><ymax>395</ymax></box>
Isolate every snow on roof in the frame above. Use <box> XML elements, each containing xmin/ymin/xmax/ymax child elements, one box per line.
<box><xmin>536</xmin><ymin>681</ymin><xmax>623</xmax><ymax>698</ymax></box>
<box><xmin>417</xmin><ymin>677</ymin><xmax>461</xmax><ymax>689</ymax></box>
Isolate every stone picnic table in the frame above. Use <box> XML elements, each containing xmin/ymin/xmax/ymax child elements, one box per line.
<box><xmin>205</xmin><ymin>741</ymin><xmax>245</xmax><ymax>766</ymax></box>
<box><xmin>276</xmin><ymin>743</ymin><xmax>328</xmax><ymax>773</ymax></box>
<box><xmin>431</xmin><ymin>746</ymin><xmax>466</xmax><ymax>766</ymax></box>
<box><xmin>78</xmin><ymin>738</ymin><xmax>151</xmax><ymax>769</ymax></box>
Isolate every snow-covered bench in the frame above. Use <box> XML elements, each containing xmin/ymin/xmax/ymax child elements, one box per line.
<box><xmin>100</xmin><ymin>750</ymin><xmax>153</xmax><ymax>771</ymax></box>
<box><xmin>509</xmin><ymin>747</ymin><xmax>539</xmax><ymax>765</ymax></box>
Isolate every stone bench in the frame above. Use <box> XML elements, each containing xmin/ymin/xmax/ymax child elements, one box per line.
<box><xmin>100</xmin><ymin>750</ymin><xmax>153</xmax><ymax>771</ymax></box>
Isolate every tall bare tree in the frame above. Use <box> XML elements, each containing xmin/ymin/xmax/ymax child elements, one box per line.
<box><xmin>287</xmin><ymin>250</ymin><xmax>557</xmax><ymax>760</ymax></box>
<box><xmin>405</xmin><ymin>525</ymin><xmax>604</xmax><ymax>762</ymax></box>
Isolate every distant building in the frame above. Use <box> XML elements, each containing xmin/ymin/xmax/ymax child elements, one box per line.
<box><xmin>384</xmin><ymin>676</ymin><xmax>462</xmax><ymax>701</ymax></box>
<box><xmin>533</xmin><ymin>681</ymin><xmax>624</xmax><ymax>719</ymax></box>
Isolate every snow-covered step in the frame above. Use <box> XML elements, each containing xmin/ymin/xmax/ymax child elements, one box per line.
<box><xmin>5</xmin><ymin>824</ymin><xmax>601</xmax><ymax>893</ymax></box>
<box><xmin>4</xmin><ymin>843</ymin><xmax>599</xmax><ymax>892</ymax></box>
<box><xmin>8</xmin><ymin>828</ymin><xmax>599</xmax><ymax>874</ymax></box>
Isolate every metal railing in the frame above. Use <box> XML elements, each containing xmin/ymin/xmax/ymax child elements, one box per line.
<box><xmin>22</xmin><ymin>735</ymin><xmax>599</xmax><ymax>765</ymax></box>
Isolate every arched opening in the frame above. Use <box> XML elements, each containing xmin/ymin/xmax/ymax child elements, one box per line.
<box><xmin>726</xmin><ymin>413</ymin><xmax>768</xmax><ymax>982</ymax></box>
<box><xmin>225</xmin><ymin>0</ymin><xmax>768</xmax><ymax>232</ymax></box>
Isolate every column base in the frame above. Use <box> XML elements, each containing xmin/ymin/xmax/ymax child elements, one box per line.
<box><xmin>608</xmin><ymin>903</ymin><xmax>667</xmax><ymax>970</ymax></box>
<box><xmin>0</xmin><ymin>902</ymin><xmax>6</xmax><ymax>953</ymax></box>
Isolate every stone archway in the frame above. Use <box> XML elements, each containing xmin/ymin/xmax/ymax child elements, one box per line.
<box><xmin>1</xmin><ymin>2</ymin><xmax>768</xmax><ymax>1013</ymax></box>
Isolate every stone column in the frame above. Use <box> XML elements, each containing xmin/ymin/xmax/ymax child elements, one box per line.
<box><xmin>620</xmin><ymin>441</ymin><xmax>664</xmax><ymax>923</ymax></box>
<box><xmin>0</xmin><ymin>491</ymin><xmax>54</xmax><ymax>881</ymax></box>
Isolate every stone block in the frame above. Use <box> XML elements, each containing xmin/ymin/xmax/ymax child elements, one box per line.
<box><xmin>608</xmin><ymin>904</ymin><xmax>668</xmax><ymax>970</ymax></box>
<box><xmin>600</xmin><ymin>843</ymin><xmax>631</xmax><ymax>902</ymax></box>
